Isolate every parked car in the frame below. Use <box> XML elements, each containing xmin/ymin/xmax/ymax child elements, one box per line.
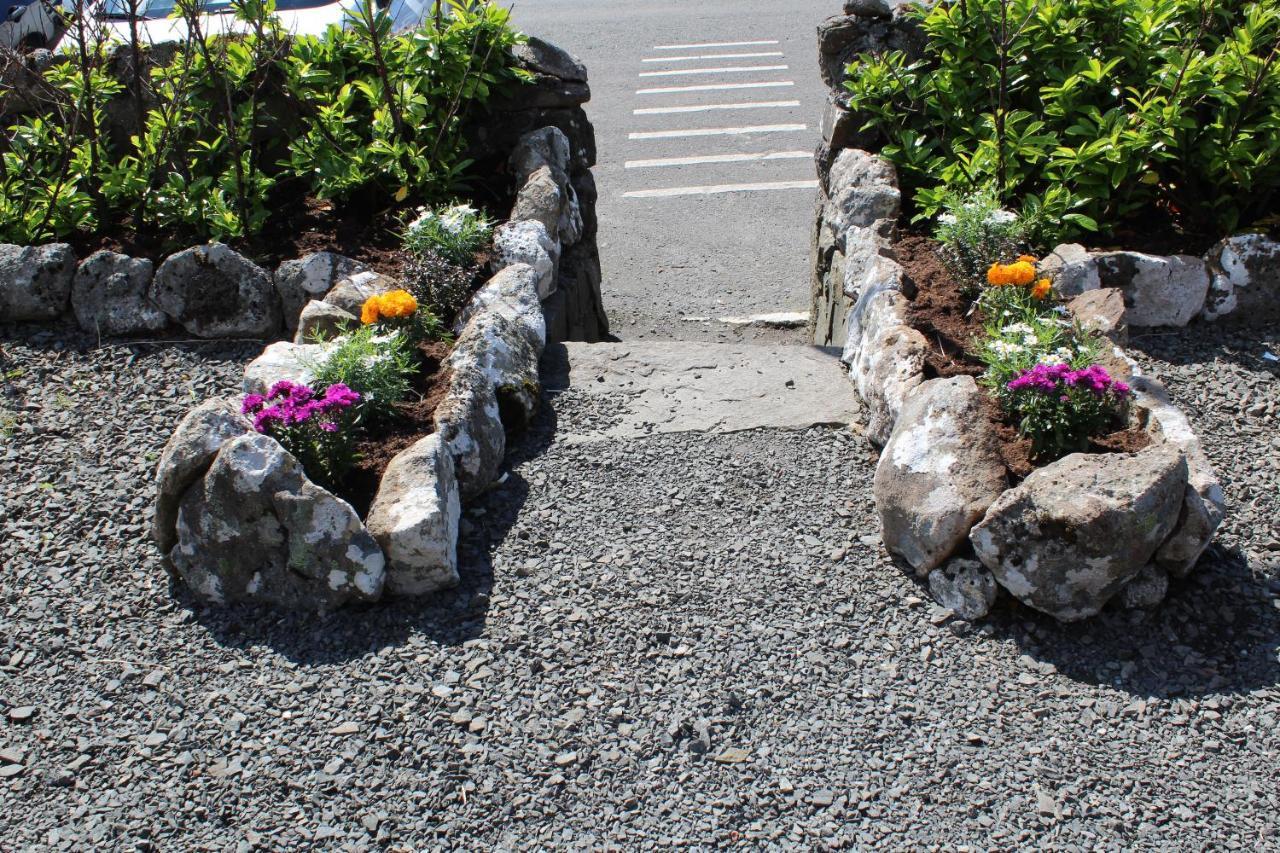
<box><xmin>0</xmin><ymin>0</ymin><xmax>67</xmax><ymax>50</ymax></box>
<box><xmin>101</xmin><ymin>0</ymin><xmax>434</xmax><ymax>43</ymax></box>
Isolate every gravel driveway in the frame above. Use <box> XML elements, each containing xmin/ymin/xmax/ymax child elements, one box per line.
<box><xmin>0</xmin><ymin>321</ymin><xmax>1277</xmax><ymax>849</ymax></box>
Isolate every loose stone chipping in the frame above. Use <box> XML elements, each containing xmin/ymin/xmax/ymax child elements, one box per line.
<box><xmin>71</xmin><ymin>250</ymin><xmax>167</xmax><ymax>336</ymax></box>
<box><xmin>149</xmin><ymin>243</ymin><xmax>281</xmax><ymax>339</ymax></box>
<box><xmin>0</xmin><ymin>243</ymin><xmax>75</xmax><ymax>321</ymax></box>
<box><xmin>275</xmin><ymin>252</ymin><xmax>366</xmax><ymax>332</ymax></box>
<box><xmin>365</xmin><ymin>433</ymin><xmax>461</xmax><ymax>596</ymax></box>
<box><xmin>873</xmin><ymin>376</ymin><xmax>1008</xmax><ymax>576</ymax></box>
<box><xmin>170</xmin><ymin>433</ymin><xmax>385</xmax><ymax>610</ymax></box>
<box><xmin>971</xmin><ymin>447</ymin><xmax>1188</xmax><ymax>622</ymax></box>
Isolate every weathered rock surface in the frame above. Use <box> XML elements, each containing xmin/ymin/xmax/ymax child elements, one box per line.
<box><xmin>1202</xmin><ymin>233</ymin><xmax>1280</xmax><ymax>322</ymax></box>
<box><xmin>1119</xmin><ymin>563</ymin><xmax>1169</xmax><ymax>610</ymax></box>
<box><xmin>493</xmin><ymin>219</ymin><xmax>559</xmax><ymax>299</ymax></box>
<box><xmin>0</xmin><ymin>243</ymin><xmax>75</xmax><ymax>321</ymax></box>
<box><xmin>928</xmin><ymin>557</ymin><xmax>999</xmax><ymax>620</ymax></box>
<box><xmin>1041</xmin><ymin>244</ymin><xmax>1099</xmax><ymax>297</ymax></box>
<box><xmin>450</xmin><ymin>310</ymin><xmax>542</xmax><ymax>427</ymax></box>
<box><xmin>152</xmin><ymin>398</ymin><xmax>253</xmax><ymax>553</ymax></box>
<box><xmin>1094</xmin><ymin>251</ymin><xmax>1210</xmax><ymax>328</ymax></box>
<box><xmin>512</xmin><ymin>165</ymin><xmax>566</xmax><ymax>236</ymax></box>
<box><xmin>554</xmin><ymin>341</ymin><xmax>858</xmax><ymax>442</ymax></box>
<box><xmin>71</xmin><ymin>251</ymin><xmax>166</xmax><ymax>336</ymax></box>
<box><xmin>321</xmin><ymin>270</ymin><xmax>399</xmax><ymax>316</ymax></box>
<box><xmin>434</xmin><ymin>364</ymin><xmax>506</xmax><ymax>500</ymax></box>
<box><xmin>294</xmin><ymin>299</ymin><xmax>358</xmax><ymax>344</ymax></box>
<box><xmin>971</xmin><ymin>447</ymin><xmax>1188</xmax><ymax>621</ymax></box>
<box><xmin>150</xmin><ymin>243</ymin><xmax>280</xmax><ymax>338</ymax></box>
<box><xmin>169</xmin><ymin>433</ymin><xmax>385</xmax><ymax>610</ymax></box>
<box><xmin>1130</xmin><ymin>376</ymin><xmax>1226</xmax><ymax>577</ymax></box>
<box><xmin>365</xmin><ymin>434</ymin><xmax>460</xmax><ymax>596</ymax></box>
<box><xmin>242</xmin><ymin>340</ymin><xmax>332</xmax><ymax>395</ymax></box>
<box><xmin>873</xmin><ymin>376</ymin><xmax>1008</xmax><ymax>574</ymax></box>
<box><xmin>1066</xmin><ymin>287</ymin><xmax>1127</xmax><ymax>344</ymax></box>
<box><xmin>511</xmin><ymin>37</ymin><xmax>588</xmax><ymax>85</ymax></box>
<box><xmin>823</xmin><ymin>149</ymin><xmax>900</xmax><ymax>244</ymax></box>
<box><xmin>846</xmin><ymin>290</ymin><xmax>926</xmax><ymax>446</ymax></box>
<box><xmin>510</xmin><ymin>125</ymin><xmax>573</xmax><ymax>185</ymax></box>
<box><xmin>454</xmin><ymin>263</ymin><xmax>545</xmax><ymax>351</ymax></box>
<box><xmin>275</xmin><ymin>252</ymin><xmax>366</xmax><ymax>332</ymax></box>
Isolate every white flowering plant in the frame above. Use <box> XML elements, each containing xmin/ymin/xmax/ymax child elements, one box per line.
<box><xmin>976</xmin><ymin>296</ymin><xmax>1099</xmax><ymax>410</ymax></box>
<box><xmin>402</xmin><ymin>202</ymin><xmax>495</xmax><ymax>266</ymax></box>
<box><xmin>935</xmin><ymin>187</ymin><xmax>1035</xmax><ymax>287</ymax></box>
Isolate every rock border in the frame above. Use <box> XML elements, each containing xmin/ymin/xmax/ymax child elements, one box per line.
<box><xmin>148</xmin><ymin>127</ymin><xmax>569</xmax><ymax>612</ymax></box>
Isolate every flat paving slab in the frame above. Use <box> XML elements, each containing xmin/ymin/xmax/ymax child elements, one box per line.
<box><xmin>549</xmin><ymin>340</ymin><xmax>858</xmax><ymax>441</ymax></box>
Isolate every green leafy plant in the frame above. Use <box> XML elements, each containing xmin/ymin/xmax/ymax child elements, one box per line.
<box><xmin>843</xmin><ymin>0</ymin><xmax>1280</xmax><ymax>239</ymax></box>
<box><xmin>401</xmin><ymin>202</ymin><xmax>494</xmax><ymax>265</ymax></box>
<box><xmin>307</xmin><ymin>325</ymin><xmax>417</xmax><ymax>426</ymax></box>
<box><xmin>935</xmin><ymin>186</ymin><xmax>1034</xmax><ymax>285</ymax></box>
<box><xmin>1001</xmin><ymin>362</ymin><xmax>1132</xmax><ymax>460</ymax></box>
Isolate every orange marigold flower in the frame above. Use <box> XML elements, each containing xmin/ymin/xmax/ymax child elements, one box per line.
<box><xmin>1031</xmin><ymin>278</ymin><xmax>1052</xmax><ymax>300</ymax></box>
<box><xmin>987</xmin><ymin>260</ymin><xmax>1037</xmax><ymax>287</ymax></box>
<box><xmin>360</xmin><ymin>297</ymin><xmax>380</xmax><ymax>325</ymax></box>
<box><xmin>377</xmin><ymin>289</ymin><xmax>418</xmax><ymax>319</ymax></box>
<box><xmin>1017</xmin><ymin>254</ymin><xmax>1038</xmax><ymax>264</ymax></box>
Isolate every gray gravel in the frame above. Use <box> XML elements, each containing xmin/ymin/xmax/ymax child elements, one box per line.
<box><xmin>0</xmin><ymin>320</ymin><xmax>1277</xmax><ymax>849</ymax></box>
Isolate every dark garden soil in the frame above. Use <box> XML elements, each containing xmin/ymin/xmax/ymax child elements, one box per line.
<box><xmin>342</xmin><ymin>338</ymin><xmax>455</xmax><ymax>519</ymax></box>
<box><xmin>896</xmin><ymin>229</ymin><xmax>1148</xmax><ymax>480</ymax></box>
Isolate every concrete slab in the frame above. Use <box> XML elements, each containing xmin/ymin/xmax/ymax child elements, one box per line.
<box><xmin>548</xmin><ymin>341</ymin><xmax>859</xmax><ymax>442</ymax></box>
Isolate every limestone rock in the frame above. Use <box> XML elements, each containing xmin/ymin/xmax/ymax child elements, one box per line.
<box><xmin>971</xmin><ymin>447</ymin><xmax>1188</xmax><ymax>622</ymax></box>
<box><xmin>0</xmin><ymin>243</ymin><xmax>75</xmax><ymax>321</ymax></box>
<box><xmin>845</xmin><ymin>0</ymin><xmax>891</xmax><ymax>15</ymax></box>
<box><xmin>434</xmin><ymin>364</ymin><xmax>505</xmax><ymax>500</ymax></box>
<box><xmin>242</xmin><ymin>340</ymin><xmax>333</xmax><ymax>395</ymax></box>
<box><xmin>1041</xmin><ymin>244</ymin><xmax>1099</xmax><ymax>297</ymax></box>
<box><xmin>453</xmin><ymin>263</ymin><xmax>546</xmax><ymax>351</ymax></box>
<box><xmin>1066</xmin><ymin>287</ymin><xmax>1127</xmax><ymax>344</ymax></box>
<box><xmin>449</xmin><ymin>309</ymin><xmax>541</xmax><ymax>427</ymax></box>
<box><xmin>1119</xmin><ymin>564</ymin><xmax>1169</xmax><ymax>610</ymax></box>
<box><xmin>1130</xmin><ymin>376</ymin><xmax>1226</xmax><ymax>577</ymax></box>
<box><xmin>150</xmin><ymin>243</ymin><xmax>281</xmax><ymax>338</ymax></box>
<box><xmin>321</xmin><ymin>270</ymin><xmax>399</xmax><ymax>316</ymax></box>
<box><xmin>275</xmin><ymin>252</ymin><xmax>366</xmax><ymax>332</ymax></box>
<box><xmin>170</xmin><ymin>433</ymin><xmax>385</xmax><ymax>610</ymax></box>
<box><xmin>512</xmin><ymin>165</ymin><xmax>566</xmax><ymax>237</ymax></box>
<box><xmin>1202</xmin><ymin>233</ymin><xmax>1280</xmax><ymax>322</ymax></box>
<box><xmin>846</xmin><ymin>289</ymin><xmax>926</xmax><ymax>446</ymax></box>
<box><xmin>510</xmin><ymin>125</ymin><xmax>573</xmax><ymax>186</ymax></box>
<box><xmin>1094</xmin><ymin>251</ymin><xmax>1210</xmax><ymax>327</ymax></box>
<box><xmin>928</xmin><ymin>557</ymin><xmax>999</xmax><ymax>620</ymax></box>
<box><xmin>874</xmin><ymin>376</ymin><xmax>1009</xmax><ymax>575</ymax></box>
<box><xmin>511</xmin><ymin>36</ymin><xmax>587</xmax><ymax>84</ymax></box>
<box><xmin>823</xmin><ymin>149</ymin><xmax>900</xmax><ymax>242</ymax></box>
<box><xmin>153</xmin><ymin>398</ymin><xmax>253</xmax><ymax>553</ymax></box>
<box><xmin>365</xmin><ymin>434</ymin><xmax>460</xmax><ymax>596</ymax></box>
<box><xmin>294</xmin><ymin>299</ymin><xmax>358</xmax><ymax>344</ymax></box>
<box><xmin>71</xmin><ymin>251</ymin><xmax>166</xmax><ymax>336</ymax></box>
<box><xmin>493</xmin><ymin>219</ymin><xmax>559</xmax><ymax>299</ymax></box>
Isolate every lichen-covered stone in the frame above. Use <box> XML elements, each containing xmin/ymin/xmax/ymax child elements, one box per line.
<box><xmin>449</xmin><ymin>309</ymin><xmax>542</xmax><ymax>428</ymax></box>
<box><xmin>71</xmin><ymin>250</ymin><xmax>166</xmax><ymax>336</ymax></box>
<box><xmin>971</xmin><ymin>447</ymin><xmax>1187</xmax><ymax>622</ymax></box>
<box><xmin>1041</xmin><ymin>244</ymin><xmax>1099</xmax><ymax>298</ymax></box>
<box><xmin>275</xmin><ymin>252</ymin><xmax>366</xmax><ymax>332</ymax></box>
<box><xmin>294</xmin><ymin>299</ymin><xmax>358</xmax><ymax>344</ymax></box>
<box><xmin>493</xmin><ymin>219</ymin><xmax>559</xmax><ymax>299</ymax></box>
<box><xmin>1094</xmin><ymin>251</ymin><xmax>1210</xmax><ymax>328</ymax></box>
<box><xmin>454</xmin><ymin>263</ymin><xmax>546</xmax><ymax>351</ymax></box>
<box><xmin>928</xmin><ymin>557</ymin><xmax>999</xmax><ymax>620</ymax></box>
<box><xmin>366</xmin><ymin>434</ymin><xmax>460</xmax><ymax>596</ymax></box>
<box><xmin>321</xmin><ymin>270</ymin><xmax>399</xmax><ymax>316</ymax></box>
<box><xmin>150</xmin><ymin>243</ymin><xmax>281</xmax><ymax>338</ymax></box>
<box><xmin>241</xmin><ymin>340</ymin><xmax>333</xmax><ymax>395</ymax></box>
<box><xmin>874</xmin><ymin>376</ymin><xmax>1009</xmax><ymax>575</ymax></box>
<box><xmin>170</xmin><ymin>433</ymin><xmax>385</xmax><ymax>610</ymax></box>
<box><xmin>434</xmin><ymin>363</ymin><xmax>506</xmax><ymax>500</ymax></box>
<box><xmin>0</xmin><ymin>243</ymin><xmax>75</xmax><ymax>321</ymax></box>
<box><xmin>1202</xmin><ymin>233</ymin><xmax>1280</xmax><ymax>322</ymax></box>
<box><xmin>846</xmin><ymin>289</ymin><xmax>926</xmax><ymax>446</ymax></box>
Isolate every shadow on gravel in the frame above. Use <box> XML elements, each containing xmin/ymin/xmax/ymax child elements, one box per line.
<box><xmin>1127</xmin><ymin>321</ymin><xmax>1280</xmax><ymax>379</ymax></box>
<box><xmin>181</xmin><ymin>350</ymin><xmax>564</xmax><ymax>665</ymax></box>
<box><xmin>990</xmin><ymin>545</ymin><xmax>1280</xmax><ymax>699</ymax></box>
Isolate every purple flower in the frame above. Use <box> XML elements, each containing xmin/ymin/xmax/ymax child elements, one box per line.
<box><xmin>322</xmin><ymin>383</ymin><xmax>360</xmax><ymax>408</ymax></box>
<box><xmin>253</xmin><ymin>404</ymin><xmax>285</xmax><ymax>433</ymax></box>
<box><xmin>318</xmin><ymin>421</ymin><xmax>339</xmax><ymax>433</ymax></box>
<box><xmin>241</xmin><ymin>393</ymin><xmax>265</xmax><ymax>415</ymax></box>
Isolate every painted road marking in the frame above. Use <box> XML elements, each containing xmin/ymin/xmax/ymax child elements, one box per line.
<box><xmin>624</xmin><ymin>180</ymin><xmax>819</xmax><ymax>199</ymax></box>
<box><xmin>639</xmin><ymin>65</ymin><xmax>788</xmax><ymax>78</ymax></box>
<box><xmin>634</xmin><ymin>100</ymin><xmax>800</xmax><ymax>115</ymax></box>
<box><xmin>629</xmin><ymin>123</ymin><xmax>807</xmax><ymax>140</ymax></box>
<box><xmin>637</xmin><ymin>81</ymin><xmax>795</xmax><ymax>95</ymax></box>
<box><xmin>653</xmin><ymin>39</ymin><xmax>780</xmax><ymax>50</ymax></box>
<box><xmin>641</xmin><ymin>51</ymin><xmax>784</xmax><ymax>62</ymax></box>
<box><xmin>625</xmin><ymin>150</ymin><xmax>811</xmax><ymax>169</ymax></box>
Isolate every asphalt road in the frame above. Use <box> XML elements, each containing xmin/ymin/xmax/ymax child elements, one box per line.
<box><xmin>509</xmin><ymin>0</ymin><xmax>835</xmax><ymax>342</ymax></box>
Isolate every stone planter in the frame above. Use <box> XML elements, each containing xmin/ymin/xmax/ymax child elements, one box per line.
<box><xmin>150</xmin><ymin>127</ymin><xmax>570</xmax><ymax>611</ymax></box>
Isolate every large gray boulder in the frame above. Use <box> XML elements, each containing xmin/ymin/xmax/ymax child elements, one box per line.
<box><xmin>321</xmin><ymin>270</ymin><xmax>399</xmax><ymax>316</ymax></box>
<box><xmin>1094</xmin><ymin>251</ymin><xmax>1210</xmax><ymax>328</ymax></box>
<box><xmin>971</xmin><ymin>447</ymin><xmax>1188</xmax><ymax>621</ymax></box>
<box><xmin>153</xmin><ymin>398</ymin><xmax>253</xmax><ymax>553</ymax></box>
<box><xmin>293</xmin><ymin>299</ymin><xmax>358</xmax><ymax>344</ymax></box>
<box><xmin>493</xmin><ymin>219</ymin><xmax>559</xmax><ymax>299</ymax></box>
<box><xmin>453</xmin><ymin>263</ymin><xmax>546</xmax><ymax>351</ymax></box>
<box><xmin>241</xmin><ymin>340</ymin><xmax>334</xmax><ymax>396</ymax></box>
<box><xmin>365</xmin><ymin>433</ymin><xmax>460</xmax><ymax>596</ymax></box>
<box><xmin>150</xmin><ymin>243</ymin><xmax>281</xmax><ymax>338</ymax></box>
<box><xmin>1041</xmin><ymin>244</ymin><xmax>1099</xmax><ymax>298</ymax></box>
<box><xmin>71</xmin><ymin>251</ymin><xmax>166</xmax><ymax>336</ymax></box>
<box><xmin>434</xmin><ymin>364</ymin><xmax>506</xmax><ymax>500</ymax></box>
<box><xmin>873</xmin><ymin>376</ymin><xmax>1009</xmax><ymax>575</ymax></box>
<box><xmin>170</xmin><ymin>433</ymin><xmax>385</xmax><ymax>610</ymax></box>
<box><xmin>275</xmin><ymin>252</ymin><xmax>366</xmax><ymax>332</ymax></box>
<box><xmin>1202</xmin><ymin>233</ymin><xmax>1280</xmax><ymax>322</ymax></box>
<box><xmin>0</xmin><ymin>243</ymin><xmax>75</xmax><ymax>322</ymax></box>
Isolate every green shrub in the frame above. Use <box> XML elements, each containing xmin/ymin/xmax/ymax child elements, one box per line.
<box><xmin>307</xmin><ymin>325</ymin><xmax>417</xmax><ymax>426</ymax></box>
<box><xmin>401</xmin><ymin>202</ymin><xmax>494</xmax><ymax>265</ymax></box>
<box><xmin>843</xmin><ymin>0</ymin><xmax>1280</xmax><ymax>238</ymax></box>
<box><xmin>935</xmin><ymin>187</ymin><xmax>1033</xmax><ymax>285</ymax></box>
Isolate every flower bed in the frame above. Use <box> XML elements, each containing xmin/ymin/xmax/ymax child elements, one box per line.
<box><xmin>149</xmin><ymin>128</ymin><xmax>571</xmax><ymax>611</ymax></box>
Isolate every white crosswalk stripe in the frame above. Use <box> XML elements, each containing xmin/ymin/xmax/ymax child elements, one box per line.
<box><xmin>625</xmin><ymin>150</ymin><xmax>811</xmax><ymax>169</ymax></box>
<box><xmin>634</xmin><ymin>100</ymin><xmax>800</xmax><ymax>115</ymax></box>
<box><xmin>652</xmin><ymin>39</ymin><xmax>780</xmax><ymax>50</ymax></box>
<box><xmin>639</xmin><ymin>65</ymin><xmax>788</xmax><ymax>78</ymax></box>
<box><xmin>624</xmin><ymin>180</ymin><xmax>819</xmax><ymax>199</ymax></box>
<box><xmin>629</xmin><ymin>124</ymin><xmax>806</xmax><ymax>140</ymax></box>
<box><xmin>637</xmin><ymin>81</ymin><xmax>795</xmax><ymax>94</ymax></box>
<box><xmin>641</xmin><ymin>52</ymin><xmax>784</xmax><ymax>62</ymax></box>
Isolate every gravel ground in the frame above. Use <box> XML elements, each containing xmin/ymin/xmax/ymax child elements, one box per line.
<box><xmin>0</xmin><ymin>320</ymin><xmax>1277</xmax><ymax>849</ymax></box>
